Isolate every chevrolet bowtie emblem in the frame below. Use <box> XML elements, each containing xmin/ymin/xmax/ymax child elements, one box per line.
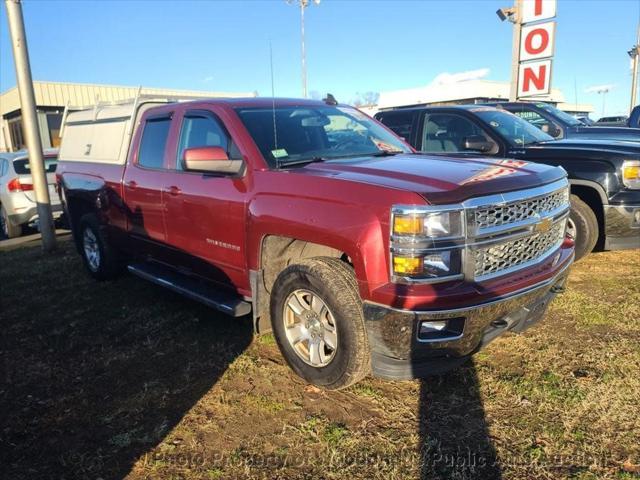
<box><xmin>534</xmin><ymin>217</ymin><xmax>553</xmax><ymax>233</ymax></box>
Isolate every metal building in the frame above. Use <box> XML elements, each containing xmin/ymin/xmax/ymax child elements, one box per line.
<box><xmin>0</xmin><ymin>81</ymin><xmax>256</xmax><ymax>152</ymax></box>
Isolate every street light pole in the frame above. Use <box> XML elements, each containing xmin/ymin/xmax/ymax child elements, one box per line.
<box><xmin>289</xmin><ymin>0</ymin><xmax>319</xmax><ymax>98</ymax></box>
<box><xmin>628</xmin><ymin>24</ymin><xmax>640</xmax><ymax>112</ymax></box>
<box><xmin>4</xmin><ymin>0</ymin><xmax>56</xmax><ymax>251</ymax></box>
<box><xmin>597</xmin><ymin>88</ymin><xmax>609</xmax><ymax>118</ymax></box>
<box><xmin>300</xmin><ymin>0</ymin><xmax>307</xmax><ymax>98</ymax></box>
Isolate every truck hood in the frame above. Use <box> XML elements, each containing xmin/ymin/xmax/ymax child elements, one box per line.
<box><xmin>533</xmin><ymin>138</ymin><xmax>640</xmax><ymax>155</ymax></box>
<box><xmin>300</xmin><ymin>153</ymin><xmax>565</xmax><ymax>204</ymax></box>
<box><xmin>566</xmin><ymin>125</ymin><xmax>640</xmax><ymax>142</ymax></box>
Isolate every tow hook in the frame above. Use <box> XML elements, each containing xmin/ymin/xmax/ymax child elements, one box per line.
<box><xmin>551</xmin><ymin>284</ymin><xmax>566</xmax><ymax>294</ymax></box>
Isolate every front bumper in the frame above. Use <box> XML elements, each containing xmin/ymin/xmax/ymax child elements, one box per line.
<box><xmin>363</xmin><ymin>257</ymin><xmax>572</xmax><ymax>380</ymax></box>
<box><xmin>604</xmin><ymin>204</ymin><xmax>640</xmax><ymax>251</ymax></box>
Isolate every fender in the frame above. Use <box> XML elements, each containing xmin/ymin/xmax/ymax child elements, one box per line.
<box><xmin>569</xmin><ymin>179</ymin><xmax>609</xmax><ymax>205</ymax></box>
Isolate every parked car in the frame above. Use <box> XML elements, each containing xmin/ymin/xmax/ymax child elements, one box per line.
<box><xmin>628</xmin><ymin>105</ymin><xmax>640</xmax><ymax>128</ymax></box>
<box><xmin>0</xmin><ymin>149</ymin><xmax>61</xmax><ymax>238</ymax></box>
<box><xmin>56</xmin><ymin>97</ymin><xmax>574</xmax><ymax>389</ymax></box>
<box><xmin>485</xmin><ymin>102</ymin><xmax>640</xmax><ymax>142</ymax></box>
<box><xmin>596</xmin><ymin>115</ymin><xmax>629</xmax><ymax>127</ymax></box>
<box><xmin>375</xmin><ymin>105</ymin><xmax>640</xmax><ymax>260</ymax></box>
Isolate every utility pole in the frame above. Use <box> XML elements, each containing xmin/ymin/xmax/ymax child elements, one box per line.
<box><xmin>288</xmin><ymin>0</ymin><xmax>320</xmax><ymax>98</ymax></box>
<box><xmin>596</xmin><ymin>87</ymin><xmax>610</xmax><ymax>118</ymax></box>
<box><xmin>497</xmin><ymin>0</ymin><xmax>522</xmax><ymax>101</ymax></box>
<box><xmin>628</xmin><ymin>23</ymin><xmax>640</xmax><ymax>112</ymax></box>
<box><xmin>509</xmin><ymin>0</ymin><xmax>522</xmax><ymax>101</ymax></box>
<box><xmin>4</xmin><ymin>0</ymin><xmax>56</xmax><ymax>251</ymax></box>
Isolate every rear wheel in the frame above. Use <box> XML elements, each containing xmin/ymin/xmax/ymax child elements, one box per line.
<box><xmin>270</xmin><ymin>257</ymin><xmax>370</xmax><ymax>390</ymax></box>
<box><xmin>0</xmin><ymin>205</ymin><xmax>22</xmax><ymax>239</ymax></box>
<box><xmin>568</xmin><ymin>194</ymin><xmax>598</xmax><ymax>261</ymax></box>
<box><xmin>78</xmin><ymin>213</ymin><xmax>123</xmax><ymax>280</ymax></box>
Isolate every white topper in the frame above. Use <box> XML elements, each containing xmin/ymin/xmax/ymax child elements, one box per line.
<box><xmin>519</xmin><ymin>21</ymin><xmax>555</xmax><ymax>62</ymax></box>
<box><xmin>518</xmin><ymin>59</ymin><xmax>552</xmax><ymax>97</ymax></box>
<box><xmin>521</xmin><ymin>0</ymin><xmax>557</xmax><ymax>24</ymax></box>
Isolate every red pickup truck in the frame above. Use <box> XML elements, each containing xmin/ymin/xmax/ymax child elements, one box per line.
<box><xmin>56</xmin><ymin>97</ymin><xmax>574</xmax><ymax>389</ymax></box>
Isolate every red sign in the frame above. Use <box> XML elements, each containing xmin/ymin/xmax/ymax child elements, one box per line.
<box><xmin>518</xmin><ymin>59</ymin><xmax>552</xmax><ymax>97</ymax></box>
<box><xmin>521</xmin><ymin>0</ymin><xmax>557</xmax><ymax>24</ymax></box>
<box><xmin>520</xmin><ymin>21</ymin><xmax>555</xmax><ymax>61</ymax></box>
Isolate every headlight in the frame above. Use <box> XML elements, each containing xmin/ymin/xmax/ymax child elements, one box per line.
<box><xmin>392</xmin><ymin>209</ymin><xmax>464</xmax><ymax>238</ymax></box>
<box><xmin>391</xmin><ymin>206</ymin><xmax>465</xmax><ymax>282</ymax></box>
<box><xmin>622</xmin><ymin>160</ymin><xmax>640</xmax><ymax>189</ymax></box>
<box><xmin>392</xmin><ymin>250</ymin><xmax>462</xmax><ymax>280</ymax></box>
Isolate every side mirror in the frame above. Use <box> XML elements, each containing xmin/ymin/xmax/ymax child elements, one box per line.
<box><xmin>463</xmin><ymin>135</ymin><xmax>494</xmax><ymax>153</ymax></box>
<box><xmin>183</xmin><ymin>146</ymin><xmax>244</xmax><ymax>175</ymax></box>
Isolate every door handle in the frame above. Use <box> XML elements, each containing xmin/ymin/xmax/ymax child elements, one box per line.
<box><xmin>126</xmin><ymin>180</ymin><xmax>138</xmax><ymax>190</ymax></box>
<box><xmin>165</xmin><ymin>186</ymin><xmax>181</xmax><ymax>196</ymax></box>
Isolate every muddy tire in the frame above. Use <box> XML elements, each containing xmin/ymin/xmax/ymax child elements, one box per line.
<box><xmin>568</xmin><ymin>194</ymin><xmax>598</xmax><ymax>261</ymax></box>
<box><xmin>78</xmin><ymin>213</ymin><xmax>123</xmax><ymax>280</ymax></box>
<box><xmin>270</xmin><ymin>257</ymin><xmax>370</xmax><ymax>390</ymax></box>
<box><xmin>1</xmin><ymin>205</ymin><xmax>22</xmax><ymax>239</ymax></box>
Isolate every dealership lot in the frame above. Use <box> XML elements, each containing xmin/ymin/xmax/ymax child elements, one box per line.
<box><xmin>1</xmin><ymin>238</ymin><xmax>638</xmax><ymax>480</ymax></box>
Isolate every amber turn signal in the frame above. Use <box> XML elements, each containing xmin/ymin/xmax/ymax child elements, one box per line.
<box><xmin>393</xmin><ymin>256</ymin><xmax>423</xmax><ymax>275</ymax></box>
<box><xmin>393</xmin><ymin>215</ymin><xmax>423</xmax><ymax>235</ymax></box>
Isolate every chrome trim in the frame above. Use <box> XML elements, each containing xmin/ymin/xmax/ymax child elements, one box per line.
<box><xmin>389</xmin><ymin>178</ymin><xmax>570</xmax><ymax>285</ymax></box>
<box><xmin>371</xmin><ymin>252</ymin><xmax>573</xmax><ymax>316</ymax></box>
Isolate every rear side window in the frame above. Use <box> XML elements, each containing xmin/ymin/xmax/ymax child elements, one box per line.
<box><xmin>13</xmin><ymin>158</ymin><xmax>58</xmax><ymax>175</ymax></box>
<box><xmin>376</xmin><ymin>111</ymin><xmax>415</xmax><ymax>140</ymax></box>
<box><xmin>138</xmin><ymin>117</ymin><xmax>172</xmax><ymax>169</ymax></box>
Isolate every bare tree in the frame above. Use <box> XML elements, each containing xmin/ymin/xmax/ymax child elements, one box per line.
<box><xmin>351</xmin><ymin>91</ymin><xmax>379</xmax><ymax>107</ymax></box>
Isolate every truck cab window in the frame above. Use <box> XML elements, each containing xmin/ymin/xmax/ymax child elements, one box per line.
<box><xmin>177</xmin><ymin>115</ymin><xmax>237</xmax><ymax>170</ymax></box>
<box><xmin>138</xmin><ymin>117</ymin><xmax>172</xmax><ymax>169</ymax></box>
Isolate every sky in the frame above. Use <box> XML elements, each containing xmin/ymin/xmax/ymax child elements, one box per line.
<box><xmin>0</xmin><ymin>0</ymin><xmax>639</xmax><ymax>118</ymax></box>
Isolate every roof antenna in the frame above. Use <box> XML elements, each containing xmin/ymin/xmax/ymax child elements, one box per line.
<box><xmin>323</xmin><ymin>93</ymin><xmax>337</xmax><ymax>105</ymax></box>
<box><xmin>269</xmin><ymin>39</ymin><xmax>279</xmax><ymax>169</ymax></box>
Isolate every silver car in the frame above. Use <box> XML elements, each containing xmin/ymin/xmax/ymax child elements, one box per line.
<box><xmin>0</xmin><ymin>149</ymin><xmax>61</xmax><ymax>238</ymax></box>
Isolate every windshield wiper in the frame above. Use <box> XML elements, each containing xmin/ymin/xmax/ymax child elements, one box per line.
<box><xmin>277</xmin><ymin>157</ymin><xmax>327</xmax><ymax>168</ymax></box>
<box><xmin>370</xmin><ymin>150</ymin><xmax>404</xmax><ymax>157</ymax></box>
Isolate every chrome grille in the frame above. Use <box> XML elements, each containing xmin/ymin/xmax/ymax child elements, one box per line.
<box><xmin>474</xmin><ymin>187</ymin><xmax>569</xmax><ymax>231</ymax></box>
<box><xmin>474</xmin><ymin>219</ymin><xmax>566</xmax><ymax>279</ymax></box>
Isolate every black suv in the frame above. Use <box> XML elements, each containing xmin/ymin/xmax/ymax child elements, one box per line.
<box><xmin>485</xmin><ymin>102</ymin><xmax>640</xmax><ymax>143</ymax></box>
<box><xmin>375</xmin><ymin>105</ymin><xmax>640</xmax><ymax>260</ymax></box>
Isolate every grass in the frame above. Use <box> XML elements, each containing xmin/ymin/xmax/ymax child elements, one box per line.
<box><xmin>1</xmin><ymin>238</ymin><xmax>639</xmax><ymax>480</ymax></box>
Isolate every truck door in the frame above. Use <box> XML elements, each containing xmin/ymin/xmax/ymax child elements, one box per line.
<box><xmin>162</xmin><ymin>108</ymin><xmax>248</xmax><ymax>290</ymax></box>
<box><xmin>122</xmin><ymin>112</ymin><xmax>175</xmax><ymax>258</ymax></box>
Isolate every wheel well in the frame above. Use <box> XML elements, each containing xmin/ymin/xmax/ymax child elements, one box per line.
<box><xmin>251</xmin><ymin>235</ymin><xmax>350</xmax><ymax>335</ymax></box>
<box><xmin>570</xmin><ymin>184</ymin><xmax>605</xmax><ymax>250</ymax></box>
<box><xmin>66</xmin><ymin>196</ymin><xmax>95</xmax><ymax>248</ymax></box>
<box><xmin>260</xmin><ymin>235</ymin><xmax>348</xmax><ymax>293</ymax></box>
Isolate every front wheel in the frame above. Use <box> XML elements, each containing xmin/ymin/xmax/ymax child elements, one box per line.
<box><xmin>270</xmin><ymin>257</ymin><xmax>370</xmax><ymax>390</ymax></box>
<box><xmin>568</xmin><ymin>194</ymin><xmax>599</xmax><ymax>261</ymax></box>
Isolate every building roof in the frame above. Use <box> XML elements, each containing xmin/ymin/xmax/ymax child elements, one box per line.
<box><xmin>0</xmin><ymin>81</ymin><xmax>256</xmax><ymax>115</ymax></box>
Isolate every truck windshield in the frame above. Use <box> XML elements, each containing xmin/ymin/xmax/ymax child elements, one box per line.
<box><xmin>473</xmin><ymin>109</ymin><xmax>554</xmax><ymax>147</ymax></box>
<box><xmin>235</xmin><ymin>105</ymin><xmax>411</xmax><ymax>167</ymax></box>
<box><xmin>536</xmin><ymin>103</ymin><xmax>582</xmax><ymax>127</ymax></box>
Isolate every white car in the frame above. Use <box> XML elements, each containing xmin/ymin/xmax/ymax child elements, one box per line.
<box><xmin>0</xmin><ymin>149</ymin><xmax>61</xmax><ymax>238</ymax></box>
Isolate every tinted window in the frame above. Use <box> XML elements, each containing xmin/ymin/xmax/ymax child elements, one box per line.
<box><xmin>376</xmin><ymin>111</ymin><xmax>414</xmax><ymax>140</ymax></box>
<box><xmin>177</xmin><ymin>114</ymin><xmax>230</xmax><ymax>170</ymax></box>
<box><xmin>422</xmin><ymin>114</ymin><xmax>490</xmax><ymax>153</ymax></box>
<box><xmin>138</xmin><ymin>117</ymin><xmax>171</xmax><ymax>169</ymax></box>
<box><xmin>13</xmin><ymin>157</ymin><xmax>58</xmax><ymax>175</ymax></box>
<box><xmin>511</xmin><ymin>109</ymin><xmax>555</xmax><ymax>133</ymax></box>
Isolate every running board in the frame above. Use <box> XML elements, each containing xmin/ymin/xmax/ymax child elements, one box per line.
<box><xmin>127</xmin><ymin>262</ymin><xmax>252</xmax><ymax>317</ymax></box>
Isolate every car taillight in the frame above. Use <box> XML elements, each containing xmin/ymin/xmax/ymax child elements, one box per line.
<box><xmin>7</xmin><ymin>178</ymin><xmax>33</xmax><ymax>192</ymax></box>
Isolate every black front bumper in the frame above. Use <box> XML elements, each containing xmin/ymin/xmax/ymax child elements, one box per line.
<box><xmin>363</xmin><ymin>260</ymin><xmax>571</xmax><ymax>380</ymax></box>
<box><xmin>604</xmin><ymin>204</ymin><xmax>640</xmax><ymax>251</ymax></box>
